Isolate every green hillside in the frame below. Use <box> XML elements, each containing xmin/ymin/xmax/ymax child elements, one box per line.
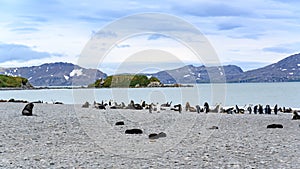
<box><xmin>89</xmin><ymin>74</ymin><xmax>160</xmax><ymax>88</ymax></box>
<box><xmin>0</xmin><ymin>74</ymin><xmax>32</xmax><ymax>88</ymax></box>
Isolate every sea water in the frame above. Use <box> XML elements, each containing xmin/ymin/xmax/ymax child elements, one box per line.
<box><xmin>0</xmin><ymin>82</ymin><xmax>299</xmax><ymax>108</ymax></box>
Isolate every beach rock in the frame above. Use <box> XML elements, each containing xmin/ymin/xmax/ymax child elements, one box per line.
<box><xmin>267</xmin><ymin>124</ymin><xmax>283</xmax><ymax>128</ymax></box>
<box><xmin>208</xmin><ymin>126</ymin><xmax>219</xmax><ymax>129</ymax></box>
<box><xmin>9</xmin><ymin>98</ymin><xmax>28</xmax><ymax>103</ymax></box>
<box><xmin>292</xmin><ymin>111</ymin><xmax>300</xmax><ymax>120</ymax></box>
<box><xmin>158</xmin><ymin>132</ymin><xmax>167</xmax><ymax>138</ymax></box>
<box><xmin>22</xmin><ymin>103</ymin><xmax>34</xmax><ymax>116</ymax></box>
<box><xmin>54</xmin><ymin>102</ymin><xmax>63</xmax><ymax>104</ymax></box>
<box><xmin>125</xmin><ymin>129</ymin><xmax>143</xmax><ymax>134</ymax></box>
<box><xmin>115</xmin><ymin>121</ymin><xmax>125</xmax><ymax>125</ymax></box>
<box><xmin>149</xmin><ymin>132</ymin><xmax>167</xmax><ymax>139</ymax></box>
<box><xmin>149</xmin><ymin>133</ymin><xmax>159</xmax><ymax>139</ymax></box>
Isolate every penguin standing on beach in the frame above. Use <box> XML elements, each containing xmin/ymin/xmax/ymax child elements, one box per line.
<box><xmin>253</xmin><ymin>105</ymin><xmax>258</xmax><ymax>114</ymax></box>
<box><xmin>247</xmin><ymin>106</ymin><xmax>252</xmax><ymax>114</ymax></box>
<box><xmin>258</xmin><ymin>105</ymin><xmax>263</xmax><ymax>114</ymax></box>
<box><xmin>274</xmin><ymin>104</ymin><xmax>278</xmax><ymax>115</ymax></box>
<box><xmin>204</xmin><ymin>102</ymin><xmax>209</xmax><ymax>113</ymax></box>
<box><xmin>196</xmin><ymin>105</ymin><xmax>201</xmax><ymax>113</ymax></box>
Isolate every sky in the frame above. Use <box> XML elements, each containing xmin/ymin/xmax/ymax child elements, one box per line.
<box><xmin>1</xmin><ymin>0</ymin><xmax>300</xmax><ymax>75</ymax></box>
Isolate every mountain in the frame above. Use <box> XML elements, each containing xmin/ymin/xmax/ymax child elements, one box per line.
<box><xmin>0</xmin><ymin>74</ymin><xmax>32</xmax><ymax>88</ymax></box>
<box><xmin>238</xmin><ymin>53</ymin><xmax>300</xmax><ymax>82</ymax></box>
<box><xmin>0</xmin><ymin>62</ymin><xmax>107</xmax><ymax>86</ymax></box>
<box><xmin>150</xmin><ymin>53</ymin><xmax>300</xmax><ymax>83</ymax></box>
<box><xmin>150</xmin><ymin>64</ymin><xmax>243</xmax><ymax>84</ymax></box>
<box><xmin>0</xmin><ymin>53</ymin><xmax>299</xmax><ymax>86</ymax></box>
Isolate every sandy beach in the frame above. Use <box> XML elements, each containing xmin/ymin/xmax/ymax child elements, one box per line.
<box><xmin>0</xmin><ymin>102</ymin><xmax>299</xmax><ymax>168</ymax></box>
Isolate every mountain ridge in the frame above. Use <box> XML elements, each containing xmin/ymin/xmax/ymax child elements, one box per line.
<box><xmin>0</xmin><ymin>53</ymin><xmax>300</xmax><ymax>86</ymax></box>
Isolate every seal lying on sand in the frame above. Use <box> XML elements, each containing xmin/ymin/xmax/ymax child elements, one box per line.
<box><xmin>172</xmin><ymin>104</ymin><xmax>182</xmax><ymax>113</ymax></box>
<box><xmin>267</xmin><ymin>124</ymin><xmax>283</xmax><ymax>128</ymax></box>
<box><xmin>125</xmin><ymin>129</ymin><xmax>143</xmax><ymax>134</ymax></box>
<box><xmin>292</xmin><ymin>111</ymin><xmax>300</xmax><ymax>120</ymax></box>
<box><xmin>185</xmin><ymin>102</ymin><xmax>196</xmax><ymax>112</ymax></box>
<box><xmin>22</xmin><ymin>103</ymin><xmax>34</xmax><ymax>116</ymax></box>
<box><xmin>82</xmin><ymin>101</ymin><xmax>90</xmax><ymax>108</ymax></box>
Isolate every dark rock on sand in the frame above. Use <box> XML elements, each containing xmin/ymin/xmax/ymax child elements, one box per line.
<box><xmin>115</xmin><ymin>121</ymin><xmax>125</xmax><ymax>125</ymax></box>
<box><xmin>158</xmin><ymin>132</ymin><xmax>167</xmax><ymax>138</ymax></box>
<box><xmin>292</xmin><ymin>111</ymin><xmax>300</xmax><ymax>120</ymax></box>
<box><xmin>125</xmin><ymin>129</ymin><xmax>143</xmax><ymax>134</ymax></box>
<box><xmin>54</xmin><ymin>102</ymin><xmax>63</xmax><ymax>104</ymax></box>
<box><xmin>149</xmin><ymin>133</ymin><xmax>159</xmax><ymax>139</ymax></box>
<box><xmin>208</xmin><ymin>126</ymin><xmax>219</xmax><ymax>129</ymax></box>
<box><xmin>149</xmin><ymin>132</ymin><xmax>167</xmax><ymax>139</ymax></box>
<box><xmin>22</xmin><ymin>103</ymin><xmax>34</xmax><ymax>116</ymax></box>
<box><xmin>267</xmin><ymin>124</ymin><xmax>283</xmax><ymax>128</ymax></box>
<box><xmin>9</xmin><ymin>98</ymin><xmax>28</xmax><ymax>103</ymax></box>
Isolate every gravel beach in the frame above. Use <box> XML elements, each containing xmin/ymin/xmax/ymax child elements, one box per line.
<box><xmin>0</xmin><ymin>102</ymin><xmax>299</xmax><ymax>168</ymax></box>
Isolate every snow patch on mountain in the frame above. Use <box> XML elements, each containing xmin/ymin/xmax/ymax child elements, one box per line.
<box><xmin>64</xmin><ymin>75</ymin><xmax>69</xmax><ymax>80</ymax></box>
<box><xmin>70</xmin><ymin>69</ymin><xmax>83</xmax><ymax>77</ymax></box>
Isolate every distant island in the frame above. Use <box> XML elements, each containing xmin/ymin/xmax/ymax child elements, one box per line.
<box><xmin>0</xmin><ymin>74</ymin><xmax>32</xmax><ymax>89</ymax></box>
<box><xmin>88</xmin><ymin>74</ymin><xmax>192</xmax><ymax>88</ymax></box>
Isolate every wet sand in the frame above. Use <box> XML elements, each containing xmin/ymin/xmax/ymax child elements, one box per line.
<box><xmin>0</xmin><ymin>103</ymin><xmax>299</xmax><ymax>168</ymax></box>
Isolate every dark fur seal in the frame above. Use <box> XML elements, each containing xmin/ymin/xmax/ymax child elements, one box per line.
<box><xmin>125</xmin><ymin>129</ymin><xmax>143</xmax><ymax>134</ymax></box>
<box><xmin>22</xmin><ymin>103</ymin><xmax>34</xmax><ymax>116</ymax></box>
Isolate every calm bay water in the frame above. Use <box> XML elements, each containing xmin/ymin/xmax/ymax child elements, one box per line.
<box><xmin>0</xmin><ymin>82</ymin><xmax>299</xmax><ymax>108</ymax></box>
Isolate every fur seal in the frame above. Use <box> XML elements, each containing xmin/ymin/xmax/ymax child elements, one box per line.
<box><xmin>22</xmin><ymin>103</ymin><xmax>34</xmax><ymax>116</ymax></box>
<box><xmin>82</xmin><ymin>101</ymin><xmax>90</xmax><ymax>108</ymax></box>
<box><xmin>267</xmin><ymin>124</ymin><xmax>283</xmax><ymax>128</ymax></box>
<box><xmin>125</xmin><ymin>129</ymin><xmax>143</xmax><ymax>134</ymax></box>
<box><xmin>292</xmin><ymin>111</ymin><xmax>300</xmax><ymax>120</ymax></box>
<box><xmin>115</xmin><ymin>121</ymin><xmax>125</xmax><ymax>125</ymax></box>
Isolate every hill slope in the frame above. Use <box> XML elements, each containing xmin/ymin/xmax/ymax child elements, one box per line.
<box><xmin>0</xmin><ymin>74</ymin><xmax>32</xmax><ymax>88</ymax></box>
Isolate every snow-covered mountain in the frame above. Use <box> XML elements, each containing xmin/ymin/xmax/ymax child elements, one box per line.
<box><xmin>0</xmin><ymin>62</ymin><xmax>107</xmax><ymax>86</ymax></box>
<box><xmin>150</xmin><ymin>64</ymin><xmax>243</xmax><ymax>83</ymax></box>
<box><xmin>238</xmin><ymin>53</ymin><xmax>300</xmax><ymax>82</ymax></box>
<box><xmin>150</xmin><ymin>53</ymin><xmax>300</xmax><ymax>83</ymax></box>
<box><xmin>1</xmin><ymin>53</ymin><xmax>300</xmax><ymax>86</ymax></box>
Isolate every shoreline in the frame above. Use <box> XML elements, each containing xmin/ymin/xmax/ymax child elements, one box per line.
<box><xmin>2</xmin><ymin>81</ymin><xmax>300</xmax><ymax>91</ymax></box>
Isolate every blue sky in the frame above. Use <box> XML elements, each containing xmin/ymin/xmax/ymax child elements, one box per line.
<box><xmin>1</xmin><ymin>0</ymin><xmax>300</xmax><ymax>74</ymax></box>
